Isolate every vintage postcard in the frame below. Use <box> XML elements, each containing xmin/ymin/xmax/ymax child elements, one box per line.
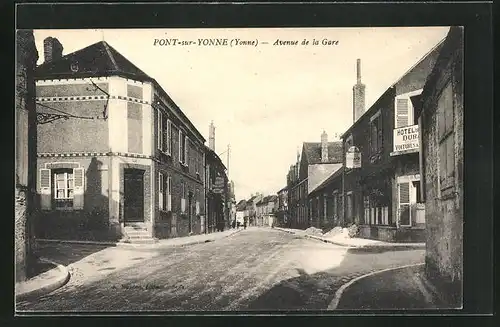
<box><xmin>15</xmin><ymin>24</ymin><xmax>466</xmax><ymax>313</ymax></box>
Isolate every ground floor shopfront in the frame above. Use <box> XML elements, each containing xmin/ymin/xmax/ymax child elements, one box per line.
<box><xmin>344</xmin><ymin>163</ymin><xmax>425</xmax><ymax>243</ymax></box>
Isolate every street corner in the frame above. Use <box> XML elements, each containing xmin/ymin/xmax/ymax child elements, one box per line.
<box><xmin>15</xmin><ymin>258</ymin><xmax>70</xmax><ymax>303</ymax></box>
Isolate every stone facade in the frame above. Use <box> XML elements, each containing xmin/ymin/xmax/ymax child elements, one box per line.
<box><xmin>418</xmin><ymin>27</ymin><xmax>463</xmax><ymax>306</ymax></box>
<box><xmin>15</xmin><ymin>30</ymin><xmax>38</xmax><ymax>282</ymax></box>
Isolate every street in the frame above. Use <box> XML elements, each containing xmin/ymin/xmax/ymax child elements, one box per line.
<box><xmin>16</xmin><ymin>228</ymin><xmax>424</xmax><ymax>312</ymax></box>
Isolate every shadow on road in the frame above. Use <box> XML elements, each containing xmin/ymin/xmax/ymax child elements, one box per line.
<box><xmin>35</xmin><ymin>242</ymin><xmax>114</xmax><ymax>267</ymax></box>
<box><xmin>244</xmin><ymin>247</ymin><xmax>425</xmax><ymax>311</ymax></box>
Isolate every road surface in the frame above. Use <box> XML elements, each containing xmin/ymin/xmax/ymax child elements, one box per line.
<box><xmin>17</xmin><ymin>228</ymin><xmax>424</xmax><ymax>311</ymax></box>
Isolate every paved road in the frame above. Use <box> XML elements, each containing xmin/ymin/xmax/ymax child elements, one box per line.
<box><xmin>17</xmin><ymin>228</ymin><xmax>424</xmax><ymax>312</ymax></box>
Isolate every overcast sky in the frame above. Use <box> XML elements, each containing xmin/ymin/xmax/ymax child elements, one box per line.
<box><xmin>33</xmin><ymin>27</ymin><xmax>449</xmax><ymax>200</ymax></box>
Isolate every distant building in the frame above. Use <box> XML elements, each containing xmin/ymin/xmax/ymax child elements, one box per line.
<box><xmin>245</xmin><ymin>193</ymin><xmax>262</xmax><ymax>226</ymax></box>
<box><xmin>34</xmin><ymin>38</ymin><xmax>206</xmax><ymax>242</ymax></box>
<box><xmin>287</xmin><ymin>132</ymin><xmax>343</xmax><ymax>229</ymax></box>
<box><xmin>235</xmin><ymin>199</ymin><xmax>246</xmax><ymax>225</ymax></box>
<box><xmin>15</xmin><ymin>30</ymin><xmax>38</xmax><ymax>282</ymax></box>
<box><xmin>276</xmin><ymin>187</ymin><xmax>288</xmax><ymax>227</ymax></box>
<box><xmin>415</xmin><ymin>27</ymin><xmax>463</xmax><ymax>306</ymax></box>
<box><xmin>205</xmin><ymin>144</ymin><xmax>229</xmax><ymax>232</ymax></box>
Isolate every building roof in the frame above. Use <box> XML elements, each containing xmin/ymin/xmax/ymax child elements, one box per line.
<box><xmin>310</xmin><ymin>165</ymin><xmax>344</xmax><ymax>195</ymax></box>
<box><xmin>303</xmin><ymin>142</ymin><xmax>343</xmax><ymax>164</ymax></box>
<box><xmin>277</xmin><ymin>186</ymin><xmax>288</xmax><ymax>194</ymax></box>
<box><xmin>36</xmin><ymin>41</ymin><xmax>150</xmax><ymax>81</ymax></box>
<box><xmin>236</xmin><ymin>199</ymin><xmax>247</xmax><ymax>211</ymax></box>
<box><xmin>256</xmin><ymin>195</ymin><xmax>278</xmax><ymax>206</ymax></box>
<box><xmin>35</xmin><ymin>40</ymin><xmax>206</xmax><ymax>143</ymax></box>
<box><xmin>308</xmin><ymin>163</ymin><xmax>343</xmax><ymax>195</ymax></box>
<box><xmin>205</xmin><ymin>145</ymin><xmax>227</xmax><ymax>171</ymax></box>
<box><xmin>340</xmin><ymin>37</ymin><xmax>446</xmax><ymax>140</ymax></box>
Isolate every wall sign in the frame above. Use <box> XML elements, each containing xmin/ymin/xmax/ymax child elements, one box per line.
<box><xmin>346</xmin><ymin>146</ymin><xmax>361</xmax><ymax>169</ymax></box>
<box><xmin>393</xmin><ymin>124</ymin><xmax>419</xmax><ymax>153</ymax></box>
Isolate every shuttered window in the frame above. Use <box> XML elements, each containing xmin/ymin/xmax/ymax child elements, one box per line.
<box><xmin>181</xmin><ymin>181</ymin><xmax>186</xmax><ymax>213</ymax></box>
<box><xmin>398</xmin><ymin>182</ymin><xmax>411</xmax><ymax>226</ymax></box>
<box><xmin>184</xmin><ymin>136</ymin><xmax>189</xmax><ymax>167</ymax></box>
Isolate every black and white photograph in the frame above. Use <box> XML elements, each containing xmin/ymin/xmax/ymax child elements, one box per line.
<box><xmin>13</xmin><ymin>2</ymin><xmax>492</xmax><ymax>315</ymax></box>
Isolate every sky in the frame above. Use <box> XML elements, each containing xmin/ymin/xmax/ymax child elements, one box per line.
<box><xmin>33</xmin><ymin>27</ymin><xmax>450</xmax><ymax>201</ymax></box>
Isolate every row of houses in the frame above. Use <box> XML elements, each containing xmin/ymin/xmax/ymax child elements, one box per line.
<box><xmin>235</xmin><ymin>193</ymin><xmax>278</xmax><ymax>227</ymax></box>
<box><xmin>31</xmin><ymin>37</ymin><xmax>234</xmax><ymax>244</ymax></box>
<box><xmin>277</xmin><ymin>26</ymin><xmax>464</xmax><ymax>305</ymax></box>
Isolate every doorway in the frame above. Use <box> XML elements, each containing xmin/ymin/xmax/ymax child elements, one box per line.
<box><xmin>123</xmin><ymin>168</ymin><xmax>144</xmax><ymax>223</ymax></box>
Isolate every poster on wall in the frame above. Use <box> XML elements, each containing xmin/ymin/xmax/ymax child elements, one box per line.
<box><xmin>346</xmin><ymin>146</ymin><xmax>361</xmax><ymax>168</ymax></box>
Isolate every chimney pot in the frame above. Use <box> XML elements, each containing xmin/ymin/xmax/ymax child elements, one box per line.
<box><xmin>321</xmin><ymin>131</ymin><xmax>329</xmax><ymax>163</ymax></box>
<box><xmin>43</xmin><ymin>37</ymin><xmax>63</xmax><ymax>64</ymax></box>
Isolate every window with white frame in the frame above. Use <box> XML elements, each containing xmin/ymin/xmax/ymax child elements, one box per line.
<box><xmin>179</xmin><ymin>130</ymin><xmax>188</xmax><ymax>166</ymax></box>
<box><xmin>395</xmin><ymin>89</ymin><xmax>423</xmax><ymax>128</ymax></box>
<box><xmin>157</xmin><ymin>110</ymin><xmax>163</xmax><ymax>151</ymax></box>
<box><xmin>437</xmin><ymin>82</ymin><xmax>455</xmax><ymax>194</ymax></box>
<box><xmin>39</xmin><ymin>167</ymin><xmax>85</xmax><ymax>210</ymax></box>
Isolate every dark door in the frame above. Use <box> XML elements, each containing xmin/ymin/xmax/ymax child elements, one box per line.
<box><xmin>124</xmin><ymin>168</ymin><xmax>144</xmax><ymax>222</ymax></box>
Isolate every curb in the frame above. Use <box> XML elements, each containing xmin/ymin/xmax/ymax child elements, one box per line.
<box><xmin>15</xmin><ymin>258</ymin><xmax>70</xmax><ymax>302</ymax></box>
<box><xmin>327</xmin><ymin>262</ymin><xmax>425</xmax><ymax>310</ymax></box>
<box><xmin>36</xmin><ymin>229</ymin><xmax>243</xmax><ymax>250</ymax></box>
<box><xmin>274</xmin><ymin>228</ymin><xmax>425</xmax><ymax>250</ymax></box>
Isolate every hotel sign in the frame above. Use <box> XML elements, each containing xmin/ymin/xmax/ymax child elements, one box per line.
<box><xmin>346</xmin><ymin>146</ymin><xmax>361</xmax><ymax>169</ymax></box>
<box><xmin>393</xmin><ymin>125</ymin><xmax>419</xmax><ymax>153</ymax></box>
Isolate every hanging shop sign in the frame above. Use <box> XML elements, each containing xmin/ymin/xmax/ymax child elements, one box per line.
<box><xmin>346</xmin><ymin>146</ymin><xmax>361</xmax><ymax>169</ymax></box>
<box><xmin>393</xmin><ymin>125</ymin><xmax>419</xmax><ymax>153</ymax></box>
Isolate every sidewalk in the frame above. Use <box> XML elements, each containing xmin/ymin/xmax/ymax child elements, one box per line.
<box><xmin>15</xmin><ymin>258</ymin><xmax>70</xmax><ymax>302</ymax></box>
<box><xmin>333</xmin><ymin>264</ymin><xmax>455</xmax><ymax>310</ymax></box>
<box><xmin>17</xmin><ymin>229</ymin><xmax>243</xmax><ymax>301</ymax></box>
<box><xmin>37</xmin><ymin>228</ymin><xmax>243</xmax><ymax>250</ymax></box>
<box><xmin>274</xmin><ymin>227</ymin><xmax>425</xmax><ymax>250</ymax></box>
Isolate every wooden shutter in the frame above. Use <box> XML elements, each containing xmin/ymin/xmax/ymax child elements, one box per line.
<box><xmin>158</xmin><ymin>110</ymin><xmax>163</xmax><ymax>151</ymax></box>
<box><xmin>178</xmin><ymin>130</ymin><xmax>183</xmax><ymax>163</ymax></box>
<box><xmin>73</xmin><ymin>168</ymin><xmax>85</xmax><ymax>210</ymax></box>
<box><xmin>166</xmin><ymin>120</ymin><xmax>172</xmax><ymax>155</ymax></box>
<box><xmin>39</xmin><ymin>168</ymin><xmax>51</xmax><ymax>210</ymax></box>
<box><xmin>396</xmin><ymin>98</ymin><xmax>410</xmax><ymax>128</ymax></box>
<box><xmin>158</xmin><ymin>172</ymin><xmax>164</xmax><ymax>210</ymax></box>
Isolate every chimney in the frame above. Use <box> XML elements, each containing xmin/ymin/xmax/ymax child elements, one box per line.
<box><xmin>208</xmin><ymin>121</ymin><xmax>215</xmax><ymax>151</ymax></box>
<box><xmin>321</xmin><ymin>130</ymin><xmax>328</xmax><ymax>163</ymax></box>
<box><xmin>352</xmin><ymin>58</ymin><xmax>366</xmax><ymax>123</ymax></box>
<box><xmin>43</xmin><ymin>37</ymin><xmax>63</xmax><ymax>64</ymax></box>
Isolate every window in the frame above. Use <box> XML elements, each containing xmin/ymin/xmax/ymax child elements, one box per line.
<box><xmin>369</xmin><ymin>112</ymin><xmax>383</xmax><ymax>156</ymax></box>
<box><xmin>323</xmin><ymin>194</ymin><xmax>328</xmax><ymax>221</ymax></box>
<box><xmin>180</xmin><ymin>181</ymin><xmax>186</xmax><ymax>213</ymax></box>
<box><xmin>157</xmin><ymin>110</ymin><xmax>163</xmax><ymax>151</ymax></box>
<box><xmin>179</xmin><ymin>130</ymin><xmax>188</xmax><ymax>165</ymax></box>
<box><xmin>39</xmin><ymin>167</ymin><xmax>84</xmax><ymax>210</ymax></box>
<box><xmin>398</xmin><ymin>182</ymin><xmax>411</xmax><ymax>226</ymax></box>
<box><xmin>166</xmin><ymin>175</ymin><xmax>172</xmax><ymax>211</ymax></box>
<box><xmin>158</xmin><ymin>172</ymin><xmax>164</xmax><ymax>210</ymax></box>
<box><xmin>437</xmin><ymin>82</ymin><xmax>455</xmax><ymax>193</ymax></box>
<box><xmin>395</xmin><ymin>89</ymin><xmax>422</xmax><ymax>128</ymax></box>
<box><xmin>54</xmin><ymin>170</ymin><xmax>74</xmax><ymax>209</ymax></box>
<box><xmin>165</xmin><ymin>119</ymin><xmax>172</xmax><ymax>155</ymax></box>
<box><xmin>195</xmin><ymin>189</ymin><xmax>200</xmax><ymax>215</ymax></box>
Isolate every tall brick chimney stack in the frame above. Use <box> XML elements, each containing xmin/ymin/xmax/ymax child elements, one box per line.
<box><xmin>321</xmin><ymin>130</ymin><xmax>328</xmax><ymax>163</ymax></box>
<box><xmin>208</xmin><ymin>121</ymin><xmax>215</xmax><ymax>151</ymax></box>
<box><xmin>352</xmin><ymin>58</ymin><xmax>366</xmax><ymax>123</ymax></box>
<box><xmin>43</xmin><ymin>37</ymin><xmax>63</xmax><ymax>64</ymax></box>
